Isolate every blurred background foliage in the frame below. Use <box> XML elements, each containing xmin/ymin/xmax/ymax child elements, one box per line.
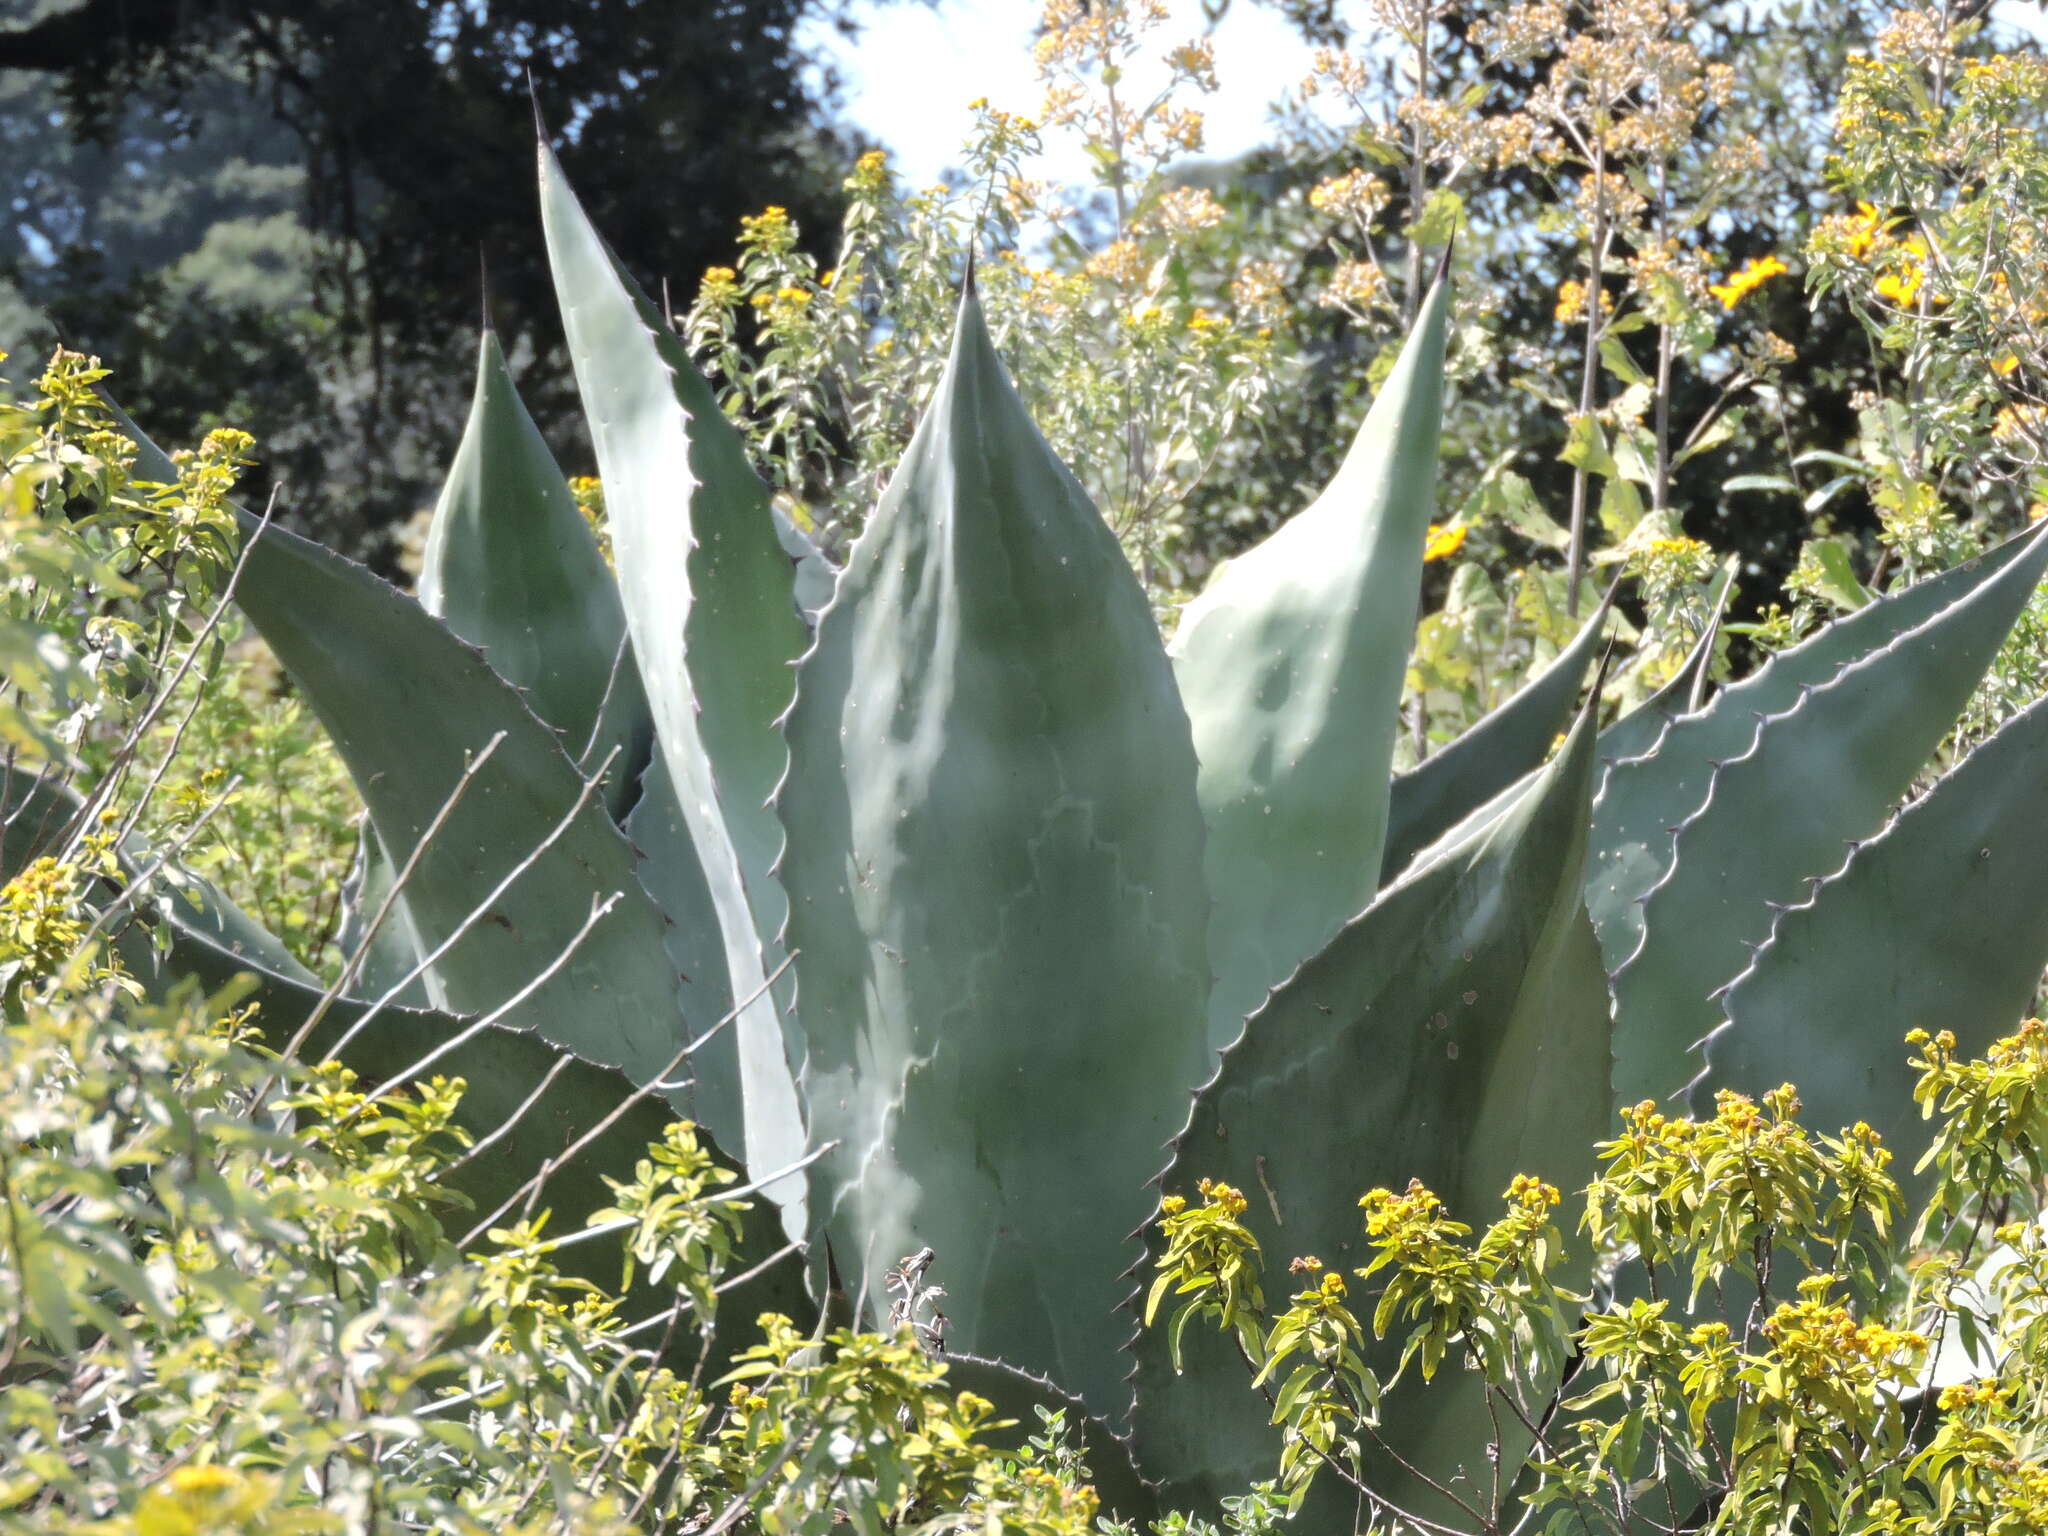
<box><xmin>7</xmin><ymin>0</ymin><xmax>2048</xmax><ymax>753</ymax></box>
<box><xmin>0</xmin><ymin>0</ymin><xmax>865</xmax><ymax>552</ymax></box>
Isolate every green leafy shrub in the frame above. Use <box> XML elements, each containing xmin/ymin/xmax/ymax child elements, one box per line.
<box><xmin>1150</xmin><ymin>1023</ymin><xmax>2048</xmax><ymax>1532</ymax></box>
<box><xmin>0</xmin><ymin>976</ymin><xmax>1113</xmax><ymax>1536</ymax></box>
<box><xmin>22</xmin><ymin>118</ymin><xmax>2045</xmax><ymax>1530</ymax></box>
<box><xmin>11</xmin><ymin>7</ymin><xmax>2048</xmax><ymax>1531</ymax></box>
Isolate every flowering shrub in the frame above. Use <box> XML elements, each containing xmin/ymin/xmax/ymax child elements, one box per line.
<box><xmin>1150</xmin><ymin>1029</ymin><xmax>2048</xmax><ymax>1531</ymax></box>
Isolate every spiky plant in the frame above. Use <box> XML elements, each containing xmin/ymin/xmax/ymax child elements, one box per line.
<box><xmin>21</xmin><ymin>134</ymin><xmax>2048</xmax><ymax>1524</ymax></box>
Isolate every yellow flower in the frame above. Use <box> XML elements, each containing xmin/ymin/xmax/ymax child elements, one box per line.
<box><xmin>167</xmin><ymin>1466</ymin><xmax>242</xmax><ymax>1496</ymax></box>
<box><xmin>1555</xmin><ymin>278</ymin><xmax>1587</xmax><ymax>324</ymax></box>
<box><xmin>1424</xmin><ymin>523</ymin><xmax>1468</xmax><ymax>562</ymax></box>
<box><xmin>739</xmin><ymin>205</ymin><xmax>795</xmax><ymax>252</ymax></box>
<box><xmin>1708</xmin><ymin>254</ymin><xmax>1789</xmax><ymax>310</ymax></box>
<box><xmin>1307</xmin><ymin>169</ymin><xmax>1389</xmax><ymax>225</ymax></box>
<box><xmin>1846</xmin><ymin>201</ymin><xmax>1883</xmax><ymax>260</ymax></box>
<box><xmin>1994</xmin><ymin>352</ymin><xmax>2020</xmax><ymax>377</ymax></box>
<box><xmin>845</xmin><ymin>150</ymin><xmax>890</xmax><ymax>194</ymax></box>
<box><xmin>1159</xmin><ymin>1194</ymin><xmax>1187</xmax><ymax>1216</ymax></box>
<box><xmin>1875</xmin><ymin>265</ymin><xmax>1923</xmax><ymax>306</ymax></box>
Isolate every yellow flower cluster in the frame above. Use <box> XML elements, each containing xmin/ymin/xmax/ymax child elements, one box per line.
<box><xmin>1318</xmin><ymin>258</ymin><xmax>1386</xmax><ymax>313</ymax></box>
<box><xmin>0</xmin><ymin>856</ymin><xmax>86</xmax><ymax>978</ymax></box>
<box><xmin>845</xmin><ymin>148</ymin><xmax>890</xmax><ymax>194</ymax></box>
<box><xmin>1505</xmin><ymin>1172</ymin><xmax>1562</xmax><ymax>1212</ymax></box>
<box><xmin>1358</xmin><ymin>1178</ymin><xmax>1453</xmax><ymax>1240</ymax></box>
<box><xmin>1759</xmin><ymin>1276</ymin><xmax>1929</xmax><ymax>1392</ymax></box>
<box><xmin>1307</xmin><ymin>168</ymin><xmax>1389</xmax><ymax>226</ymax></box>
<box><xmin>1147</xmin><ymin>185</ymin><xmax>1226</xmax><ymax>236</ymax></box>
<box><xmin>738</xmin><ymin>204</ymin><xmax>795</xmax><ymax>254</ymax></box>
<box><xmin>1875</xmin><ymin>233</ymin><xmax>1940</xmax><ymax>308</ymax></box>
<box><xmin>1708</xmin><ymin>255</ymin><xmax>1788</xmax><ymax>311</ymax></box>
<box><xmin>1423</xmin><ymin>523</ymin><xmax>1468</xmax><ymax>562</ymax></box>
<box><xmin>1232</xmin><ymin>260</ymin><xmax>1286</xmax><ymax>323</ymax></box>
<box><xmin>1086</xmin><ymin>239</ymin><xmax>1144</xmax><ymax>287</ymax></box>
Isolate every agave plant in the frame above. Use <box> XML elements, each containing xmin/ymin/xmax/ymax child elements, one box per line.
<box><xmin>39</xmin><ymin>133</ymin><xmax>2048</xmax><ymax>1524</ymax></box>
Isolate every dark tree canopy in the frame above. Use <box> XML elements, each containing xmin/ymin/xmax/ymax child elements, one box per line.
<box><xmin>1</xmin><ymin>0</ymin><xmax>866</xmax><ymax>552</ymax></box>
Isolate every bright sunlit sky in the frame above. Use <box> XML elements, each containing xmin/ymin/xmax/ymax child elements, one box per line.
<box><xmin>799</xmin><ymin>0</ymin><xmax>1317</xmax><ymax>190</ymax></box>
<box><xmin>803</xmin><ymin>0</ymin><xmax>2048</xmax><ymax>193</ymax></box>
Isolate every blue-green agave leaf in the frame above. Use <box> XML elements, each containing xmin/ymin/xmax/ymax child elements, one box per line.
<box><xmin>1169</xmin><ymin>269</ymin><xmax>1450</xmax><ymax>1043</ymax></box>
<box><xmin>773</xmin><ymin>505</ymin><xmax>836</xmax><ymax>625</ymax></box>
<box><xmin>1129</xmin><ymin>697</ymin><xmax>1611</xmax><ymax>1524</ymax></box>
<box><xmin>1385</xmin><ymin>601</ymin><xmax>1721</xmax><ymax>890</ymax></box>
<box><xmin>419</xmin><ymin>327</ymin><xmax>652</xmax><ymax>812</ymax></box>
<box><xmin>110</xmin><ymin>390</ymin><xmax>752</xmax><ymax>1201</ymax></box>
<box><xmin>1379</xmin><ymin>582</ymin><xmax>1611</xmax><ymax>884</ymax></box>
<box><xmin>624</xmin><ymin>751</ymin><xmax>741</xmax><ymax>1132</ymax></box>
<box><xmin>335</xmin><ymin>825</ymin><xmax>435</xmax><ymax>1005</ymax></box>
<box><xmin>1586</xmin><ymin>528</ymin><xmax>2048</xmax><ymax>1016</ymax></box>
<box><xmin>226</xmin><ymin>515</ymin><xmax>707</xmax><ymax>1110</ymax></box>
<box><xmin>776</xmin><ymin>285</ymin><xmax>1212</xmax><ymax>1425</ymax></box>
<box><xmin>538</xmin><ymin>138</ymin><xmax>808</xmax><ymax>1227</ymax></box>
<box><xmin>1613</xmin><ymin>522</ymin><xmax>2048</xmax><ymax>1108</ymax></box>
<box><xmin>1700</xmin><ymin>682</ymin><xmax>2048</xmax><ymax>1173</ymax></box>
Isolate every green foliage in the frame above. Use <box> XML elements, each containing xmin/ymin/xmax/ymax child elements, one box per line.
<box><xmin>0</xmin><ymin>976</ymin><xmax>1108</xmax><ymax>1535</ymax></box>
<box><xmin>17</xmin><ymin>7</ymin><xmax>2048</xmax><ymax>1531</ymax></box>
<box><xmin>1148</xmin><ymin>1029</ymin><xmax>2048</xmax><ymax>1534</ymax></box>
<box><xmin>64</xmin><ymin>112</ymin><xmax>2048</xmax><ymax>1526</ymax></box>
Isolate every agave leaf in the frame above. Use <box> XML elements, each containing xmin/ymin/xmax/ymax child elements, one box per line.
<box><xmin>1384</xmin><ymin>601</ymin><xmax>1722</xmax><ymax>889</ymax></box>
<box><xmin>229</xmin><ymin>518</ymin><xmax>709</xmax><ymax>1108</ymax></box>
<box><xmin>776</xmin><ymin>285</ymin><xmax>1211</xmax><ymax>1425</ymax></box>
<box><xmin>147</xmin><ymin>859</ymin><xmax>320</xmax><ymax>985</ymax></box>
<box><xmin>1594</xmin><ymin>578</ymin><xmax>1728</xmax><ymax>774</ymax></box>
<box><xmin>1701</xmin><ymin>684</ymin><xmax>2048</xmax><ymax>1174</ymax></box>
<box><xmin>335</xmin><ymin>826</ymin><xmax>435</xmax><ymax>1006</ymax></box>
<box><xmin>539</xmin><ymin>139</ymin><xmax>808</xmax><ymax>1227</ymax></box>
<box><xmin>624</xmin><ymin>751</ymin><xmax>740</xmax><ymax>1130</ymax></box>
<box><xmin>1379</xmin><ymin>582</ymin><xmax>1611</xmax><ymax>884</ymax></box>
<box><xmin>1170</xmin><ymin>268</ymin><xmax>1450</xmax><ymax>1044</ymax></box>
<box><xmin>1129</xmin><ymin>697</ymin><xmax>1611</xmax><ymax>1523</ymax></box>
<box><xmin>773</xmin><ymin>505</ymin><xmax>837</xmax><ymax>625</ymax></box>
<box><xmin>1587</xmin><ymin>528</ymin><xmax>2048</xmax><ymax>1014</ymax></box>
<box><xmin>420</xmin><ymin>328</ymin><xmax>652</xmax><ymax>812</ymax></box>
<box><xmin>106</xmin><ymin>392</ymin><xmax>751</xmax><ymax>1148</ymax></box>
<box><xmin>1613</xmin><ymin>522</ymin><xmax>2048</xmax><ymax>1108</ymax></box>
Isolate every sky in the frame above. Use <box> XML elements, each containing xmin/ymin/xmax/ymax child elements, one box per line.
<box><xmin>805</xmin><ymin>0</ymin><xmax>2048</xmax><ymax>193</ymax></box>
<box><xmin>799</xmin><ymin>0</ymin><xmax>1318</xmax><ymax>189</ymax></box>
